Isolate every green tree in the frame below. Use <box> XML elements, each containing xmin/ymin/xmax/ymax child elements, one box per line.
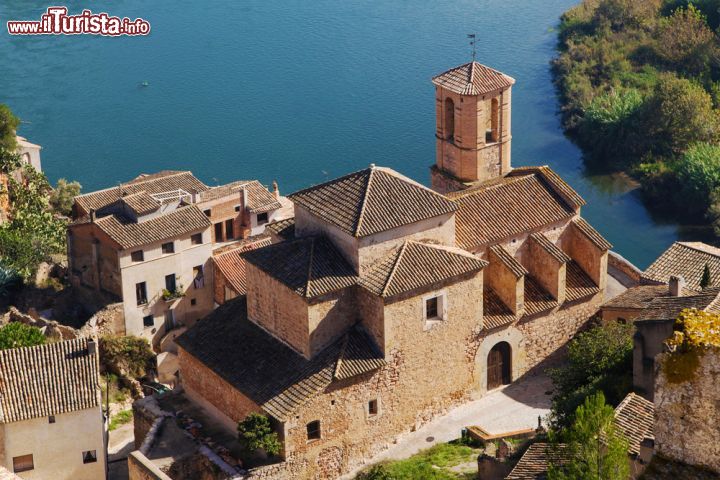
<box><xmin>49</xmin><ymin>178</ymin><xmax>81</xmax><ymax>216</ymax></box>
<box><xmin>643</xmin><ymin>75</ymin><xmax>719</xmax><ymax>157</ymax></box>
<box><xmin>0</xmin><ymin>322</ymin><xmax>46</xmax><ymax>350</ymax></box>
<box><xmin>674</xmin><ymin>142</ymin><xmax>720</xmax><ymax>217</ymax></box>
<box><xmin>701</xmin><ymin>263</ymin><xmax>712</xmax><ymax>289</ymax></box>
<box><xmin>655</xmin><ymin>5</ymin><xmax>718</xmax><ymax>77</ymax></box>
<box><xmin>548</xmin><ymin>322</ymin><xmax>633</xmax><ymax>428</ymax></box>
<box><xmin>237</xmin><ymin>413</ymin><xmax>281</xmax><ymax>456</ymax></box>
<box><xmin>548</xmin><ymin>392</ymin><xmax>630</xmax><ymax>480</ymax></box>
<box><xmin>0</xmin><ymin>104</ymin><xmax>19</xmax><ymax>152</ymax></box>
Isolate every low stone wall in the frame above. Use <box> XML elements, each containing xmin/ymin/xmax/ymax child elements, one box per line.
<box><xmin>3</xmin><ymin>307</ymin><xmax>79</xmax><ymax>341</ymax></box>
<box><xmin>655</xmin><ymin>348</ymin><xmax>720</xmax><ymax>473</ymax></box>
<box><xmin>128</xmin><ymin>451</ymin><xmax>173</xmax><ymax>480</ymax></box>
<box><xmin>608</xmin><ymin>251</ymin><xmax>643</xmax><ymax>286</ymax></box>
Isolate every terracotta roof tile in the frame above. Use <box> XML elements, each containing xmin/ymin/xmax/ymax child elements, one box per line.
<box><xmin>432</xmin><ymin>61</ymin><xmax>515</xmax><ymax>96</ymax></box>
<box><xmin>489</xmin><ymin>245</ymin><xmax>528</xmax><ymax>278</ymax></box>
<box><xmin>265</xmin><ymin>217</ymin><xmax>295</xmax><ymax>240</ymax></box>
<box><xmin>524</xmin><ymin>275</ymin><xmax>557</xmax><ymax>316</ymax></box>
<box><xmin>483</xmin><ymin>287</ymin><xmax>515</xmax><ymax>330</ymax></box>
<box><xmin>508</xmin><ymin>166</ymin><xmax>586</xmax><ymax>208</ymax></box>
<box><xmin>213</xmin><ymin>238</ymin><xmax>273</xmax><ymax>295</ymax></box>
<box><xmin>614</xmin><ymin>392</ymin><xmax>654</xmax><ymax>456</ymax></box>
<box><xmin>529</xmin><ymin>233</ymin><xmax>571</xmax><ymax>263</ymax></box>
<box><xmin>360</xmin><ymin>241</ymin><xmax>486</xmax><ymax>298</ymax></box>
<box><xmin>199</xmin><ymin>180</ymin><xmax>282</xmax><ymax>213</ymax></box>
<box><xmin>92</xmin><ymin>205</ymin><xmax>210</xmax><ymax>249</ymax></box>
<box><xmin>637</xmin><ymin>287</ymin><xmax>720</xmax><ymax>321</ymax></box>
<box><xmin>644</xmin><ymin>242</ymin><xmax>720</xmax><ymax>291</ymax></box>
<box><xmin>0</xmin><ymin>338</ymin><xmax>100</xmax><ymax>424</ymax></box>
<box><xmin>571</xmin><ymin>218</ymin><xmax>612</xmax><ymax>251</ymax></box>
<box><xmin>603</xmin><ymin>285</ymin><xmax>673</xmax><ymax>310</ymax></box>
<box><xmin>121</xmin><ymin>191</ymin><xmax>160</xmax><ymax>216</ymax></box>
<box><xmin>565</xmin><ymin>261</ymin><xmax>600</xmax><ymax>303</ymax></box>
<box><xmin>289</xmin><ymin>166</ymin><xmax>457</xmax><ymax>237</ymax></box>
<box><xmin>505</xmin><ymin>443</ymin><xmax>569</xmax><ymax>479</ymax></box>
<box><xmin>448</xmin><ymin>170</ymin><xmax>577</xmax><ymax>249</ymax></box>
<box><xmin>243</xmin><ymin>236</ymin><xmax>358</xmax><ymax>298</ymax></box>
<box><xmin>75</xmin><ymin>171</ymin><xmax>207</xmax><ymax>213</ymax></box>
<box><xmin>176</xmin><ymin>300</ymin><xmax>385</xmax><ymax>420</ymax></box>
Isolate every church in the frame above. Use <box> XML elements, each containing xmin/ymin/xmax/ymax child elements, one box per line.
<box><xmin>174</xmin><ymin>60</ymin><xmax>611</xmax><ymax>479</ymax></box>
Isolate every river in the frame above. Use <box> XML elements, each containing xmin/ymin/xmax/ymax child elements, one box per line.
<box><xmin>1</xmin><ymin>0</ymin><xmax>709</xmax><ymax>268</ymax></box>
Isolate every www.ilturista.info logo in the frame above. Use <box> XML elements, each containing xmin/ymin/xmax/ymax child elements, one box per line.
<box><xmin>7</xmin><ymin>7</ymin><xmax>150</xmax><ymax>36</ymax></box>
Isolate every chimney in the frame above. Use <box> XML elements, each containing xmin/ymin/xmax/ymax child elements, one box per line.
<box><xmin>669</xmin><ymin>275</ymin><xmax>685</xmax><ymax>297</ymax></box>
<box><xmin>87</xmin><ymin>339</ymin><xmax>97</xmax><ymax>356</ymax></box>
<box><xmin>89</xmin><ymin>209</ymin><xmax>96</xmax><ymax>223</ymax></box>
<box><xmin>240</xmin><ymin>187</ymin><xmax>248</xmax><ymax>210</ymax></box>
<box><xmin>272</xmin><ymin>180</ymin><xmax>279</xmax><ymax>199</ymax></box>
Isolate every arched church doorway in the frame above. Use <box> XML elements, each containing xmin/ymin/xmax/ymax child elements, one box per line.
<box><xmin>487</xmin><ymin>341</ymin><xmax>512</xmax><ymax>390</ymax></box>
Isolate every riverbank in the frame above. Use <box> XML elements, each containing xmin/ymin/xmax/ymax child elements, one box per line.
<box><xmin>553</xmin><ymin>0</ymin><xmax>720</xmax><ymax>235</ymax></box>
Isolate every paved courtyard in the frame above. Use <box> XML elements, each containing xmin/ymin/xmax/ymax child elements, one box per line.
<box><xmin>366</xmin><ymin>371</ymin><xmax>553</xmax><ymax>466</ymax></box>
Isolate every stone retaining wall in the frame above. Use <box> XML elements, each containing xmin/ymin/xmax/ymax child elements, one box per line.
<box><xmin>128</xmin><ymin>451</ymin><xmax>173</xmax><ymax>480</ymax></box>
<box><xmin>655</xmin><ymin>348</ymin><xmax>720</xmax><ymax>473</ymax></box>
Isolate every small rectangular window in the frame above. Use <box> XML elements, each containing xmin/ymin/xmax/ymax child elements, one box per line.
<box><xmin>161</xmin><ymin>242</ymin><xmax>174</xmax><ymax>254</ymax></box>
<box><xmin>136</xmin><ymin>282</ymin><xmax>148</xmax><ymax>305</ymax></box>
<box><xmin>165</xmin><ymin>274</ymin><xmax>177</xmax><ymax>292</ymax></box>
<box><xmin>13</xmin><ymin>454</ymin><xmax>34</xmax><ymax>473</ymax></box>
<box><xmin>82</xmin><ymin>450</ymin><xmax>97</xmax><ymax>464</ymax></box>
<box><xmin>190</xmin><ymin>298</ymin><xmax>197</xmax><ymax>306</ymax></box>
<box><xmin>191</xmin><ymin>233</ymin><xmax>203</xmax><ymax>245</ymax></box>
<box><xmin>426</xmin><ymin>297</ymin><xmax>438</xmax><ymax>319</ymax></box>
<box><xmin>203</xmin><ymin>209</ymin><xmax>211</xmax><ymax>217</ymax></box>
<box><xmin>48</xmin><ymin>415</ymin><xmax>56</xmax><ymax>424</ymax></box>
<box><xmin>368</xmin><ymin>399</ymin><xmax>378</xmax><ymax>416</ymax></box>
<box><xmin>214</xmin><ymin>222</ymin><xmax>223</xmax><ymax>242</ymax></box>
<box><xmin>257</xmin><ymin>212</ymin><xmax>269</xmax><ymax>225</ymax></box>
<box><xmin>225</xmin><ymin>219</ymin><xmax>235</xmax><ymax>240</ymax></box>
<box><xmin>234</xmin><ymin>205</ymin><xmax>241</xmax><ymax>212</ymax></box>
<box><xmin>143</xmin><ymin>315</ymin><xmax>154</xmax><ymax>327</ymax></box>
<box><xmin>306</xmin><ymin>420</ymin><xmax>321</xmax><ymax>441</ymax></box>
<box><xmin>131</xmin><ymin>250</ymin><xmax>144</xmax><ymax>262</ymax></box>
<box><xmin>193</xmin><ymin>265</ymin><xmax>205</xmax><ymax>288</ymax></box>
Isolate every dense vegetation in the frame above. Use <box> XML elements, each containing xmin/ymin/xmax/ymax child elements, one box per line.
<box><xmin>548</xmin><ymin>392</ymin><xmax>630</xmax><ymax>480</ymax></box>
<box><xmin>548</xmin><ymin>321</ymin><xmax>633</xmax><ymax>428</ymax></box>
<box><xmin>0</xmin><ymin>322</ymin><xmax>46</xmax><ymax>349</ymax></box>
<box><xmin>554</xmin><ymin>0</ymin><xmax>720</xmax><ymax>231</ymax></box>
<box><xmin>0</xmin><ymin>104</ymin><xmax>78</xmax><ymax>285</ymax></box>
<box><xmin>237</xmin><ymin>413</ymin><xmax>282</xmax><ymax>457</ymax></box>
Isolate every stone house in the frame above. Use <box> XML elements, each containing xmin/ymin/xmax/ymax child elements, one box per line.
<box><xmin>67</xmin><ymin>170</ymin><xmax>284</xmax><ymax>345</ymax></box>
<box><xmin>0</xmin><ymin>338</ymin><xmax>106</xmax><ymax>480</ymax></box>
<box><xmin>174</xmin><ymin>61</ymin><xmax>612</xmax><ymax>478</ymax></box>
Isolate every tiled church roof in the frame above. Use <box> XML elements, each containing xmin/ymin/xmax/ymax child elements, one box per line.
<box><xmin>243</xmin><ymin>236</ymin><xmax>358</xmax><ymax>299</ymax></box>
<box><xmin>176</xmin><ymin>299</ymin><xmax>385</xmax><ymax>420</ymax></box>
<box><xmin>289</xmin><ymin>166</ymin><xmax>457</xmax><ymax>238</ymax></box>
<box><xmin>571</xmin><ymin>218</ymin><xmax>612</xmax><ymax>251</ymax></box>
<box><xmin>489</xmin><ymin>245</ymin><xmax>528</xmax><ymax>278</ymax></box>
<box><xmin>644</xmin><ymin>242</ymin><xmax>720</xmax><ymax>291</ymax></box>
<box><xmin>529</xmin><ymin>233</ymin><xmax>571</xmax><ymax>263</ymax></box>
<box><xmin>432</xmin><ymin>61</ymin><xmax>515</xmax><ymax>96</ymax></box>
<box><xmin>360</xmin><ymin>241</ymin><xmax>487</xmax><ymax>298</ymax></box>
<box><xmin>448</xmin><ymin>168</ymin><xmax>579</xmax><ymax>250</ymax></box>
<box><xmin>0</xmin><ymin>338</ymin><xmax>101</xmax><ymax>424</ymax></box>
<box><xmin>213</xmin><ymin>238</ymin><xmax>273</xmax><ymax>295</ymax></box>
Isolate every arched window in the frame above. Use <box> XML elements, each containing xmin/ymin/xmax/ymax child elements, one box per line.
<box><xmin>486</xmin><ymin>98</ymin><xmax>500</xmax><ymax>143</ymax></box>
<box><xmin>444</xmin><ymin>98</ymin><xmax>455</xmax><ymax>141</ymax></box>
<box><xmin>21</xmin><ymin>153</ymin><xmax>31</xmax><ymax>165</ymax></box>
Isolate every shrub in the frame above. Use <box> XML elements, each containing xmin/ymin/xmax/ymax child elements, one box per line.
<box><xmin>99</xmin><ymin>335</ymin><xmax>155</xmax><ymax>379</ymax></box>
<box><xmin>0</xmin><ymin>263</ymin><xmax>21</xmax><ymax>297</ymax></box>
<box><xmin>0</xmin><ymin>322</ymin><xmax>45</xmax><ymax>350</ymax></box>
<box><xmin>673</xmin><ymin>142</ymin><xmax>720</xmax><ymax>216</ymax></box>
<box><xmin>49</xmin><ymin>178</ymin><xmax>81</xmax><ymax>216</ymax></box>
<box><xmin>548</xmin><ymin>322</ymin><xmax>633</xmax><ymax>428</ymax></box>
<box><xmin>355</xmin><ymin>465</ymin><xmax>394</xmax><ymax>480</ymax></box>
<box><xmin>237</xmin><ymin>413</ymin><xmax>281</xmax><ymax>456</ymax></box>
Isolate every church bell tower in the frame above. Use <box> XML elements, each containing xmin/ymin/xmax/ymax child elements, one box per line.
<box><xmin>430</xmin><ymin>61</ymin><xmax>515</xmax><ymax>193</ymax></box>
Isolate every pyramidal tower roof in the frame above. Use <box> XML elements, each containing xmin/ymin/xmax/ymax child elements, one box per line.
<box><xmin>289</xmin><ymin>165</ymin><xmax>457</xmax><ymax>237</ymax></box>
<box><xmin>432</xmin><ymin>61</ymin><xmax>515</xmax><ymax>96</ymax></box>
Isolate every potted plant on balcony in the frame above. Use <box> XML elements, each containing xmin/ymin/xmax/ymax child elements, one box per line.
<box><xmin>161</xmin><ymin>284</ymin><xmax>185</xmax><ymax>301</ymax></box>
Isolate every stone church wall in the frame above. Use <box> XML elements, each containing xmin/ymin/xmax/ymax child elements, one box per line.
<box><xmin>654</xmin><ymin>348</ymin><xmax>720</xmax><ymax>473</ymax></box>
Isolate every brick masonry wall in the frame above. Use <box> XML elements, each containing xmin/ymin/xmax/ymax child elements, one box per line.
<box><xmin>655</xmin><ymin>348</ymin><xmax>720</xmax><ymax>473</ymax></box>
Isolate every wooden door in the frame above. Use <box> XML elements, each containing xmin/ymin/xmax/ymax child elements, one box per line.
<box><xmin>487</xmin><ymin>342</ymin><xmax>511</xmax><ymax>390</ymax></box>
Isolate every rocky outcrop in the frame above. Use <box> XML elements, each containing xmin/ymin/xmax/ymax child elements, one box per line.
<box><xmin>655</xmin><ymin>347</ymin><xmax>720</xmax><ymax>473</ymax></box>
<box><xmin>2</xmin><ymin>307</ymin><xmax>79</xmax><ymax>341</ymax></box>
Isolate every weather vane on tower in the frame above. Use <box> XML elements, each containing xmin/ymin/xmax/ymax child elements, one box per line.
<box><xmin>467</xmin><ymin>33</ymin><xmax>477</xmax><ymax>62</ymax></box>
